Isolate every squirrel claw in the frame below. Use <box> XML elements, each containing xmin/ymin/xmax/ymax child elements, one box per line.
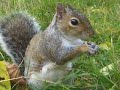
<box><xmin>86</xmin><ymin>42</ymin><xmax>99</xmax><ymax>54</ymax></box>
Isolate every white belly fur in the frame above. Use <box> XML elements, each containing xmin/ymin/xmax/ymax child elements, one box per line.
<box><xmin>28</xmin><ymin>62</ymin><xmax>72</xmax><ymax>89</ymax></box>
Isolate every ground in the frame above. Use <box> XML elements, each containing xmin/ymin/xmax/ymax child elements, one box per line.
<box><xmin>0</xmin><ymin>0</ymin><xmax>120</xmax><ymax>90</ymax></box>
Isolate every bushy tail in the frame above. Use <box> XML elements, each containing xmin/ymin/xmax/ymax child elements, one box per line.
<box><xmin>0</xmin><ymin>12</ymin><xmax>40</xmax><ymax>74</ymax></box>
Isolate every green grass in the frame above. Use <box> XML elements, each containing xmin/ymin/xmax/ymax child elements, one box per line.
<box><xmin>0</xmin><ymin>0</ymin><xmax>120</xmax><ymax>90</ymax></box>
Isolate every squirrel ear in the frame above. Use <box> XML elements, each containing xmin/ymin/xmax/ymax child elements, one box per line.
<box><xmin>56</xmin><ymin>3</ymin><xmax>66</xmax><ymax>20</ymax></box>
<box><xmin>66</xmin><ymin>4</ymin><xmax>73</xmax><ymax>9</ymax></box>
<box><xmin>66</xmin><ymin>4</ymin><xmax>73</xmax><ymax>14</ymax></box>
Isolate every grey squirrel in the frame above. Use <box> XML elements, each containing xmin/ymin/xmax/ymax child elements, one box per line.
<box><xmin>0</xmin><ymin>3</ymin><xmax>98</xmax><ymax>90</ymax></box>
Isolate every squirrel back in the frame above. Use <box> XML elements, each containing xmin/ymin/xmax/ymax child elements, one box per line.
<box><xmin>0</xmin><ymin>12</ymin><xmax>40</xmax><ymax>74</ymax></box>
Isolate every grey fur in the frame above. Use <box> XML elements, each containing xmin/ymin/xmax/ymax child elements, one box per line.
<box><xmin>0</xmin><ymin>12</ymin><xmax>40</xmax><ymax>74</ymax></box>
<box><xmin>24</xmin><ymin>8</ymin><xmax>98</xmax><ymax>89</ymax></box>
<box><xmin>0</xmin><ymin>4</ymin><xmax>98</xmax><ymax>90</ymax></box>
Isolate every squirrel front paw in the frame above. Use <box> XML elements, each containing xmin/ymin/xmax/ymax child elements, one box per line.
<box><xmin>86</xmin><ymin>42</ymin><xmax>99</xmax><ymax>54</ymax></box>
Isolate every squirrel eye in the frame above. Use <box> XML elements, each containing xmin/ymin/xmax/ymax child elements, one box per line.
<box><xmin>69</xmin><ymin>18</ymin><xmax>79</xmax><ymax>26</ymax></box>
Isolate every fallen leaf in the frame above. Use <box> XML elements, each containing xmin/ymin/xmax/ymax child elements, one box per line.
<box><xmin>99</xmin><ymin>42</ymin><xmax>111</xmax><ymax>50</ymax></box>
<box><xmin>0</xmin><ymin>61</ymin><xmax>11</xmax><ymax>90</ymax></box>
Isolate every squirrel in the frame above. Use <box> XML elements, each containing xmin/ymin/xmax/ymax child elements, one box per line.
<box><xmin>0</xmin><ymin>3</ymin><xmax>98</xmax><ymax>90</ymax></box>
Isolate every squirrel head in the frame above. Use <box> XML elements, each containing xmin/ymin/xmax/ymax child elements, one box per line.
<box><xmin>54</xmin><ymin>3</ymin><xmax>95</xmax><ymax>40</ymax></box>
